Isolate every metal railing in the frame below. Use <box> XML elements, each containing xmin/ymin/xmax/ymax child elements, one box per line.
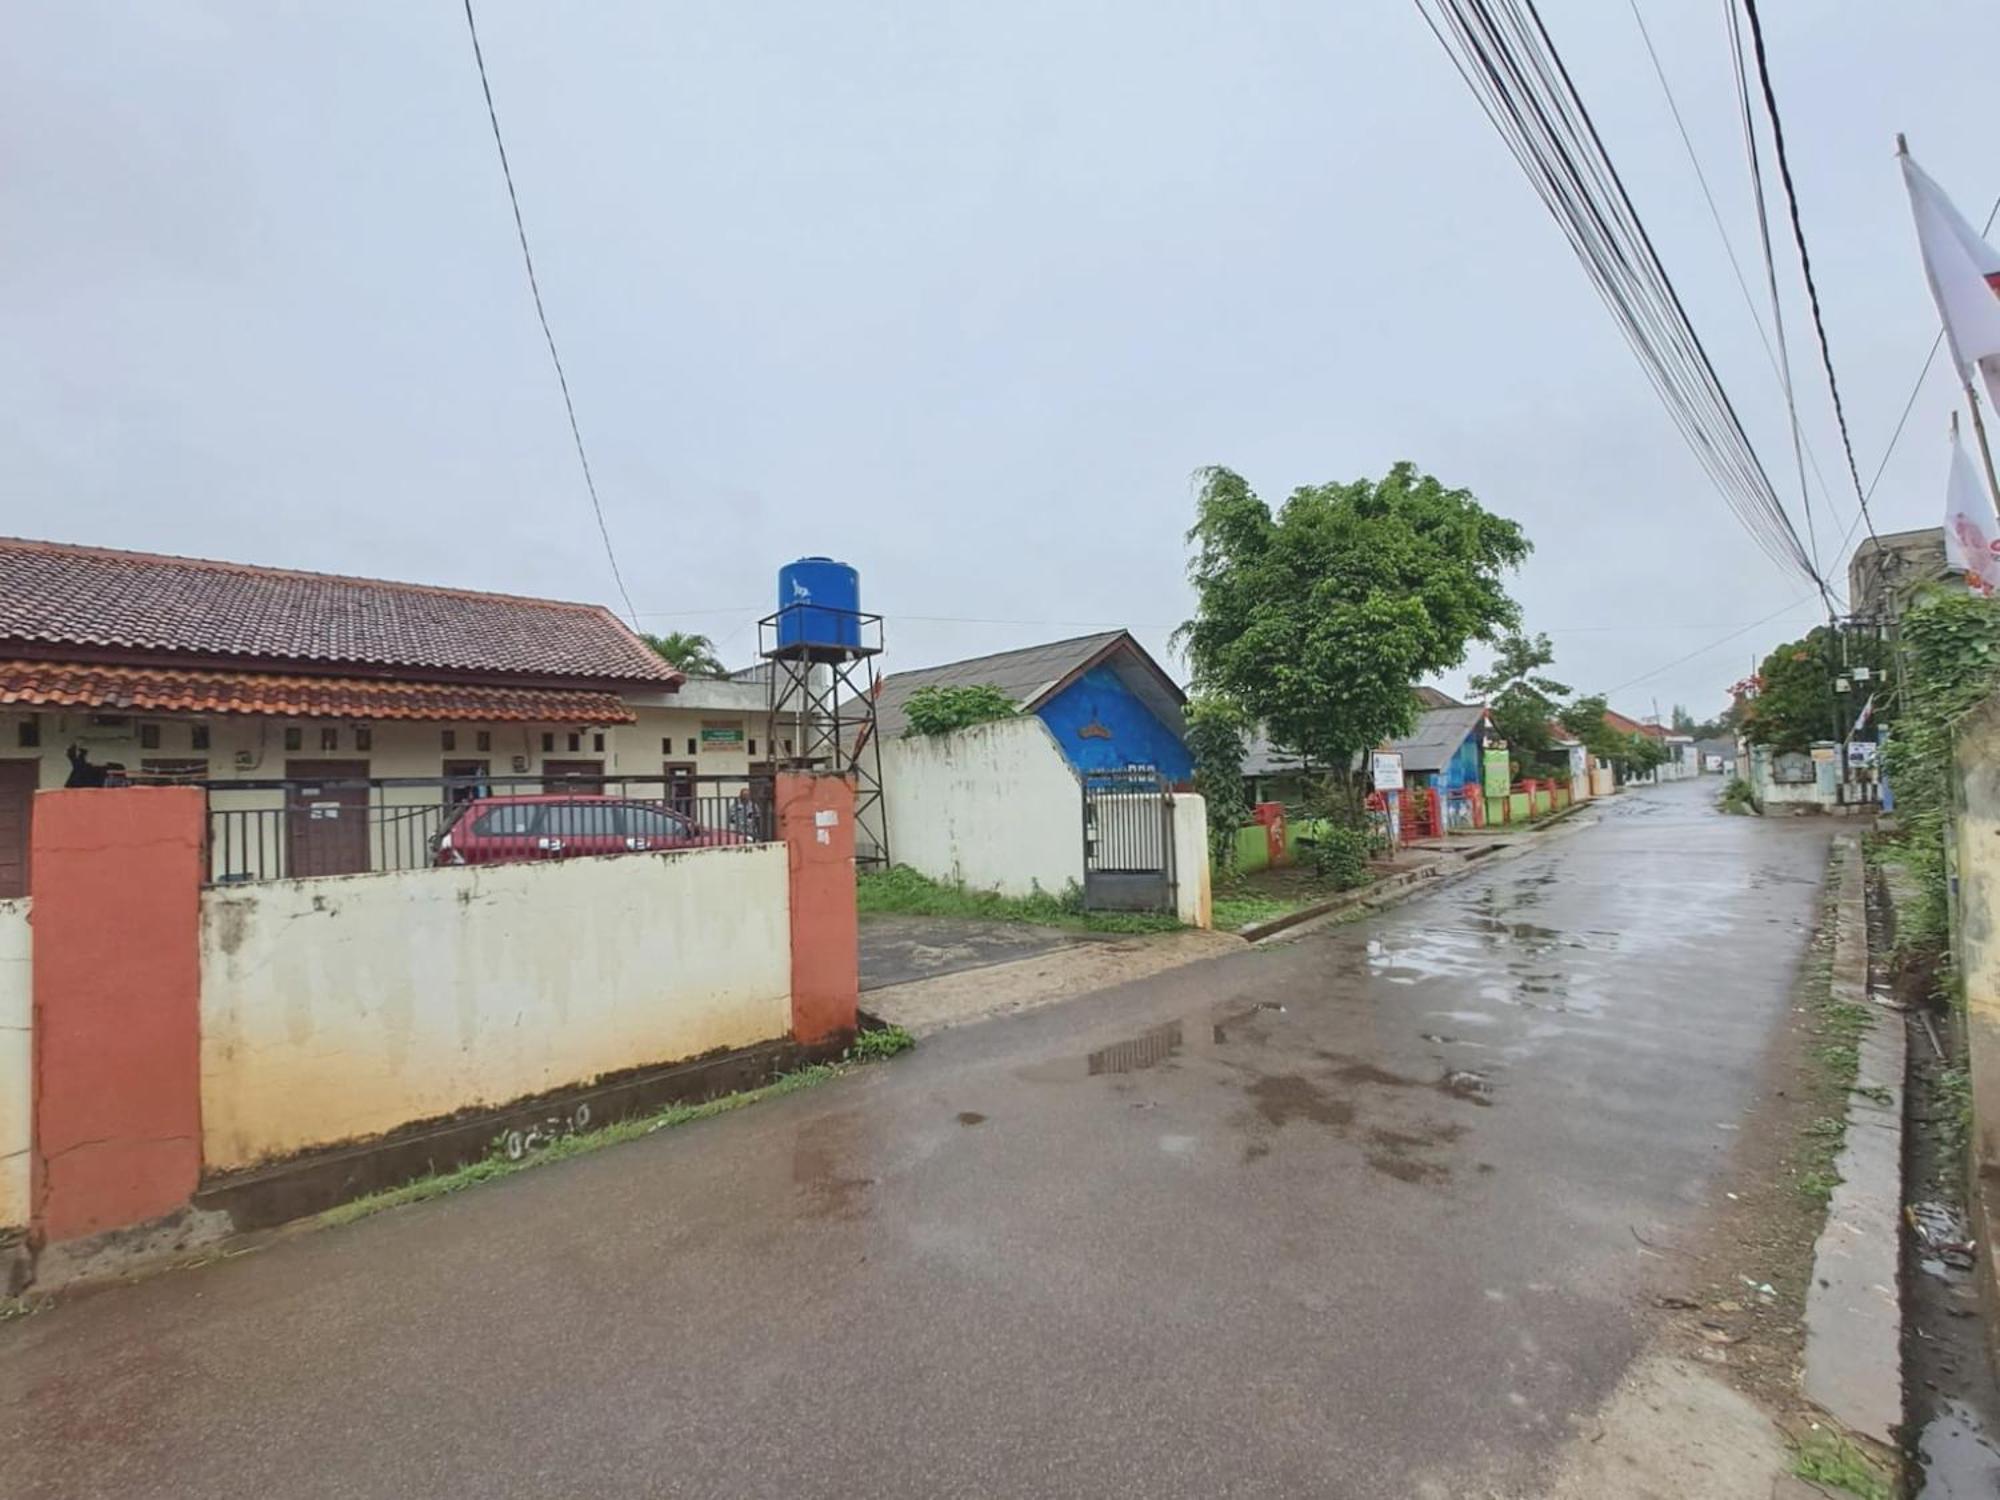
<box><xmin>202</xmin><ymin>773</ymin><xmax>777</xmax><ymax>886</ymax></box>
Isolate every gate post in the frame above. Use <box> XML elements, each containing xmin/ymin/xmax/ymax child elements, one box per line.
<box><xmin>31</xmin><ymin>787</ymin><xmax>206</xmax><ymax>1246</ymax></box>
<box><xmin>777</xmin><ymin>772</ymin><xmax>858</xmax><ymax>1047</ymax></box>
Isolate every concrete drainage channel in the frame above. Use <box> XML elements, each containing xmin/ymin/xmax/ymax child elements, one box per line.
<box><xmin>1805</xmin><ymin>832</ymin><xmax>2000</xmax><ymax>1496</ymax></box>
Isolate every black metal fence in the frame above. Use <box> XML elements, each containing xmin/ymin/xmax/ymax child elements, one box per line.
<box><xmin>203</xmin><ymin>773</ymin><xmax>778</xmax><ymax>885</ymax></box>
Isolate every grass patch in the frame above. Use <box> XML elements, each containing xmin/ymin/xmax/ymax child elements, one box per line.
<box><xmin>1211</xmin><ymin>893</ymin><xmax>1300</xmax><ymax>932</ymax></box>
<box><xmin>849</xmin><ymin>1023</ymin><xmax>915</xmax><ymax>1061</ymax></box>
<box><xmin>1791</xmin><ymin>1429</ymin><xmax>1892</xmax><ymax>1500</ymax></box>
<box><xmin>1791</xmin><ymin>872</ymin><xmax>1868</xmax><ymax>1206</ymax></box>
<box><xmin>323</xmin><ymin>1055</ymin><xmax>873</xmax><ymax>1230</ymax></box>
<box><xmin>856</xmin><ymin>866</ymin><xmax>1181</xmax><ymax>934</ymax></box>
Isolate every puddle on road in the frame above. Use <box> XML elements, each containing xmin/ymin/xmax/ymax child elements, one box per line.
<box><xmin>956</xmin><ymin>1111</ymin><xmax>986</xmax><ymax>1127</ymax></box>
<box><xmin>1086</xmin><ymin>1021</ymin><xmax>1183</xmax><ymax>1076</ymax></box>
<box><xmin>1246</xmin><ymin>1073</ymin><xmax>1354</xmax><ymax>1130</ymax></box>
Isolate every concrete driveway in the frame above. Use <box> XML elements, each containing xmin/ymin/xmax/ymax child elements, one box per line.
<box><xmin>1</xmin><ymin>780</ymin><xmax>1832</xmax><ymax>1497</ymax></box>
<box><xmin>859</xmin><ymin>912</ymin><xmax>1110</xmax><ymax>991</ymax></box>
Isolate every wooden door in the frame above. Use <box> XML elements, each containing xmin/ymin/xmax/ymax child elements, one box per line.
<box><xmin>285</xmin><ymin>759</ymin><xmax>371</xmax><ymax>878</ymax></box>
<box><xmin>542</xmin><ymin>759</ymin><xmax>604</xmax><ymax>794</ymax></box>
<box><xmin>0</xmin><ymin>760</ymin><xmax>38</xmax><ymax>899</ymax></box>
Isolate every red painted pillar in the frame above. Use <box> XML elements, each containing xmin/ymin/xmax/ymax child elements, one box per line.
<box><xmin>777</xmin><ymin>773</ymin><xmax>859</xmax><ymax>1047</ymax></box>
<box><xmin>31</xmin><ymin>788</ymin><xmax>205</xmax><ymax>1245</ymax></box>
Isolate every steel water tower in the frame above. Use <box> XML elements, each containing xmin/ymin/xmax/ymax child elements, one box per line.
<box><xmin>759</xmin><ymin>557</ymin><xmax>888</xmax><ymax>863</ymax></box>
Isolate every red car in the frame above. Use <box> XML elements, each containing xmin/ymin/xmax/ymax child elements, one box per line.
<box><xmin>433</xmin><ymin>794</ymin><xmax>749</xmax><ymax>867</ymax></box>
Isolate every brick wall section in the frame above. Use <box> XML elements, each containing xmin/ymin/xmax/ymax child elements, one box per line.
<box><xmin>777</xmin><ymin>773</ymin><xmax>859</xmax><ymax>1046</ymax></box>
<box><xmin>31</xmin><ymin>788</ymin><xmax>204</xmax><ymax>1243</ymax></box>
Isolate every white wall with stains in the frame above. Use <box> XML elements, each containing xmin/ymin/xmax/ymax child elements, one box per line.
<box><xmin>879</xmin><ymin>717</ymin><xmax>1085</xmax><ymax>900</ymax></box>
<box><xmin>198</xmin><ymin>845</ymin><xmax>792</xmax><ymax>1171</ymax></box>
<box><xmin>0</xmin><ymin>899</ymin><xmax>30</xmax><ymax>1234</ymax></box>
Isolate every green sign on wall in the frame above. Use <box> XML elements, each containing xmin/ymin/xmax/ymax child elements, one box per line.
<box><xmin>1482</xmin><ymin>747</ymin><xmax>1511</xmax><ymax>801</ymax></box>
<box><xmin>700</xmin><ymin>720</ymin><xmax>745</xmax><ymax>746</ymax></box>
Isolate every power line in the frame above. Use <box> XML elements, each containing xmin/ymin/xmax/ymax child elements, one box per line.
<box><xmin>1737</xmin><ymin>0</ymin><xmax>1882</xmax><ymax>561</ymax></box>
<box><xmin>1726</xmin><ymin>0</ymin><xmax>1828</xmax><ymax>606</ymax></box>
<box><xmin>1603</xmin><ymin>595</ymin><xmax>1811</xmax><ymax>696</ymax></box>
<box><xmin>1411</xmin><ymin>0</ymin><xmax>1828</xmax><ymax>594</ymax></box>
<box><xmin>461</xmin><ymin>0</ymin><xmax>639</xmax><ymax>627</ymax></box>
<box><xmin>1624</xmin><ymin>0</ymin><xmax>1842</xmax><ymax>540</ymax></box>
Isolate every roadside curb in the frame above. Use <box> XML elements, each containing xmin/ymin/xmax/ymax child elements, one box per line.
<box><xmin>1800</xmin><ymin>833</ymin><xmax>1907</xmax><ymax>1448</ymax></box>
<box><xmin>1241</xmin><ymin>799</ymin><xmax>1599</xmax><ymax>944</ymax></box>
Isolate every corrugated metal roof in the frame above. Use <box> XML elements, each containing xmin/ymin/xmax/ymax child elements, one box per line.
<box><xmin>866</xmin><ymin>631</ymin><xmax>1138</xmax><ymax>738</ymax></box>
<box><xmin>1383</xmin><ymin>705</ymin><xmax>1486</xmax><ymax>772</ymax></box>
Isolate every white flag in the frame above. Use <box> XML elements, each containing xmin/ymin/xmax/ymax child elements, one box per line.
<box><xmin>1901</xmin><ymin>151</ymin><xmax>2000</xmax><ymax>414</ymax></box>
<box><xmin>1944</xmin><ymin>426</ymin><xmax>2000</xmax><ymax>595</ymax></box>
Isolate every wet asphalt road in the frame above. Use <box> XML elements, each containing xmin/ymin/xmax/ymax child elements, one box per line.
<box><xmin>2</xmin><ymin>781</ymin><xmax>1833</xmax><ymax>1498</ymax></box>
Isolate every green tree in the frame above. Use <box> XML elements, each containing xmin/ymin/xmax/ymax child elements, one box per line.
<box><xmin>1178</xmin><ymin>462</ymin><xmax>1529</xmax><ymax>806</ymax></box>
<box><xmin>1185</xmin><ymin>695</ymin><xmax>1251</xmax><ymax>873</ymax></box>
<box><xmin>903</xmin><ymin>684</ymin><xmax>1018</xmax><ymax>737</ymax></box>
<box><xmin>1670</xmin><ymin>703</ymin><xmax>1696</xmax><ymax>734</ymax></box>
<box><xmin>642</xmin><ymin>631</ymin><xmax>726</xmax><ymax>677</ymax></box>
<box><xmin>1560</xmin><ymin>693</ymin><xmax>1663</xmax><ymax>780</ymax></box>
<box><xmin>1469</xmin><ymin>631</ymin><xmax>1569</xmax><ymax>772</ymax></box>
<box><xmin>1744</xmin><ymin>626</ymin><xmax>1891</xmax><ymax>752</ymax></box>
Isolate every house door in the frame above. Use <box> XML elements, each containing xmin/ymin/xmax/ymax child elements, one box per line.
<box><xmin>663</xmin><ymin>762</ymin><xmax>696</xmax><ymax>818</ymax></box>
<box><xmin>285</xmin><ymin>759</ymin><xmax>371</xmax><ymax>878</ymax></box>
<box><xmin>542</xmin><ymin>759</ymin><xmax>604</xmax><ymax>795</ymax></box>
<box><xmin>0</xmin><ymin>760</ymin><xmax>38</xmax><ymax>899</ymax></box>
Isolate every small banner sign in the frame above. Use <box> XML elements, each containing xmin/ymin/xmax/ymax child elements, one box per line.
<box><xmin>700</xmin><ymin>720</ymin><xmax>745</xmax><ymax>746</ymax></box>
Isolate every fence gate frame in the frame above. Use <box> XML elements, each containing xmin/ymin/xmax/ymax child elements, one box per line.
<box><xmin>1081</xmin><ymin>766</ymin><xmax>1176</xmax><ymax>913</ymax></box>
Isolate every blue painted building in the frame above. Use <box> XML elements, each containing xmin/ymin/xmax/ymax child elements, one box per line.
<box><xmin>869</xmin><ymin>631</ymin><xmax>1191</xmax><ymax>783</ymax></box>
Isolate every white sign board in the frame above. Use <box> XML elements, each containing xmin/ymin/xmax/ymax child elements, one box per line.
<box><xmin>1371</xmin><ymin>751</ymin><xmax>1404</xmax><ymax>792</ymax></box>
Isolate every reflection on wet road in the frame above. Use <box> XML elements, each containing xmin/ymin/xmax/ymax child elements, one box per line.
<box><xmin>0</xmin><ymin>781</ymin><xmax>1839</xmax><ymax>1500</ymax></box>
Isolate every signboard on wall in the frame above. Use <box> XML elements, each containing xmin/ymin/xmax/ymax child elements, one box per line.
<box><xmin>700</xmin><ymin>721</ymin><xmax>745</xmax><ymax>746</ymax></box>
<box><xmin>1371</xmin><ymin>751</ymin><xmax>1404</xmax><ymax>791</ymax></box>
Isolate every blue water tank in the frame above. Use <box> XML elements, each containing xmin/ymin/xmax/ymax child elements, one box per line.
<box><xmin>776</xmin><ymin>557</ymin><xmax>862</xmax><ymax>650</ymax></box>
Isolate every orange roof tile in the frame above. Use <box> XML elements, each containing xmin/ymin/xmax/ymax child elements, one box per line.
<box><xmin>0</xmin><ymin>661</ymin><xmax>637</xmax><ymax>724</ymax></box>
<box><xmin>0</xmin><ymin>536</ymin><xmax>680</xmax><ymax>685</ymax></box>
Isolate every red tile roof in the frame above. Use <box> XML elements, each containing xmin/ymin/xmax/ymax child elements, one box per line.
<box><xmin>0</xmin><ymin>660</ymin><xmax>637</xmax><ymax>724</ymax></box>
<box><xmin>0</xmin><ymin>537</ymin><xmax>679</xmax><ymax>685</ymax></box>
<box><xmin>1602</xmin><ymin>708</ymin><xmax>1668</xmax><ymax>739</ymax></box>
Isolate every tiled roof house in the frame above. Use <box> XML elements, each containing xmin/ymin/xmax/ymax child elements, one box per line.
<box><xmin>0</xmin><ymin>538</ymin><xmax>781</xmax><ymax>891</ymax></box>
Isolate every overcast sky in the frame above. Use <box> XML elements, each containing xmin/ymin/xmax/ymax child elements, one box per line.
<box><xmin>5</xmin><ymin>2</ymin><xmax>1996</xmax><ymax>722</ymax></box>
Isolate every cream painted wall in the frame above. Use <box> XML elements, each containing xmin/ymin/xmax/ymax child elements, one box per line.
<box><xmin>0</xmin><ymin>900</ymin><xmax>29</xmax><ymax>1234</ymax></box>
<box><xmin>1</xmin><ymin>704</ymin><xmax>780</xmax><ymax>881</ymax></box>
<box><xmin>1952</xmin><ymin>697</ymin><xmax>2000</xmax><ymax>1260</ymax></box>
<box><xmin>198</xmin><ymin>843</ymin><xmax>792</xmax><ymax>1170</ymax></box>
<box><xmin>1169</xmin><ymin>794</ymin><xmax>1211</xmax><ymax>929</ymax></box>
<box><xmin>879</xmin><ymin>718</ymin><xmax>1084</xmax><ymax>899</ymax></box>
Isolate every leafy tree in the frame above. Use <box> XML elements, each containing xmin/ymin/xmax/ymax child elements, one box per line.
<box><xmin>1560</xmin><ymin>694</ymin><xmax>1664</xmax><ymax>780</ymax></box>
<box><xmin>1185</xmin><ymin>696</ymin><xmax>1251</xmax><ymax>874</ymax></box>
<box><xmin>1670</xmin><ymin>703</ymin><xmax>1696</xmax><ymax>734</ymax></box>
<box><xmin>1178</xmin><ymin>462</ymin><xmax>1529</xmax><ymax>807</ymax></box>
<box><xmin>1469</xmin><ymin>631</ymin><xmax>1569</xmax><ymax>771</ymax></box>
<box><xmin>642</xmin><ymin>630</ymin><xmax>726</xmax><ymax>677</ymax></box>
<box><xmin>1744</xmin><ymin>626</ymin><xmax>1892</xmax><ymax>752</ymax></box>
<box><xmin>903</xmin><ymin>683</ymin><xmax>1019</xmax><ymax>737</ymax></box>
